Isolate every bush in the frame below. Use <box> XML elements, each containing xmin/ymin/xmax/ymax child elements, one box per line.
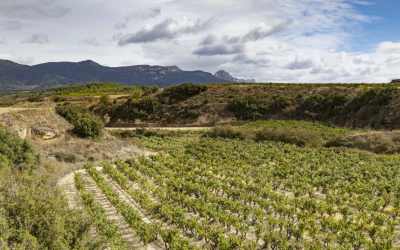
<box><xmin>204</xmin><ymin>98</ymin><xmax>210</xmax><ymax>104</ymax></box>
<box><xmin>0</xmin><ymin>171</ymin><xmax>100</xmax><ymax>249</ymax></box>
<box><xmin>0</xmin><ymin>125</ymin><xmax>41</xmax><ymax>170</ymax></box>
<box><xmin>269</xmin><ymin>95</ymin><xmax>292</xmax><ymax>112</ymax></box>
<box><xmin>110</xmin><ymin>97</ymin><xmax>159</xmax><ymax>122</ymax></box>
<box><xmin>57</xmin><ymin>107</ymin><xmax>105</xmax><ymax>139</ymax></box>
<box><xmin>54</xmin><ymin>151</ymin><xmax>77</xmax><ymax>163</ymax></box>
<box><xmin>100</xmin><ymin>94</ymin><xmax>110</xmax><ymax>106</ymax></box>
<box><xmin>228</xmin><ymin>95</ymin><xmax>266</xmax><ymax>120</ymax></box>
<box><xmin>163</xmin><ymin>83</ymin><xmax>208</xmax><ymax>101</ymax></box>
<box><xmin>27</xmin><ymin>95</ymin><xmax>43</xmax><ymax>102</ymax></box>
<box><xmin>132</xmin><ymin>88</ymin><xmax>142</xmax><ymax>99</ymax></box>
<box><xmin>109</xmin><ymin>129</ymin><xmax>182</xmax><ymax>139</ymax></box>
<box><xmin>73</xmin><ymin>114</ymin><xmax>105</xmax><ymax>139</ymax></box>
<box><xmin>152</xmin><ymin>86</ymin><xmax>160</xmax><ymax>93</ymax></box>
<box><xmin>177</xmin><ymin>109</ymin><xmax>201</xmax><ymax>119</ymax></box>
<box><xmin>303</xmin><ymin>92</ymin><xmax>348</xmax><ymax>114</ymax></box>
<box><xmin>202</xmin><ymin>126</ymin><xmax>252</xmax><ymax>140</ymax></box>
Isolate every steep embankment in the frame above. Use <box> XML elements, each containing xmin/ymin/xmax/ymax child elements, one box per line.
<box><xmin>97</xmin><ymin>83</ymin><xmax>400</xmax><ymax>131</ymax></box>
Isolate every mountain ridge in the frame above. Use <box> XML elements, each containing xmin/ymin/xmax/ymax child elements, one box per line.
<box><xmin>0</xmin><ymin>59</ymin><xmax>249</xmax><ymax>92</ymax></box>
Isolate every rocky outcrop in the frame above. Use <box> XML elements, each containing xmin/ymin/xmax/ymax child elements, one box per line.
<box><xmin>391</xmin><ymin>79</ymin><xmax>400</xmax><ymax>83</ymax></box>
<box><xmin>214</xmin><ymin>70</ymin><xmax>240</xmax><ymax>82</ymax></box>
<box><xmin>214</xmin><ymin>70</ymin><xmax>255</xmax><ymax>83</ymax></box>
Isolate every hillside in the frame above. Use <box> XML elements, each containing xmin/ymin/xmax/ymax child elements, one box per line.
<box><xmin>0</xmin><ymin>59</ymin><xmax>244</xmax><ymax>92</ymax></box>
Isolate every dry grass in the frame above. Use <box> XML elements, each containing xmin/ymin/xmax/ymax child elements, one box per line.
<box><xmin>33</xmin><ymin>132</ymin><xmax>146</xmax><ymax>179</ymax></box>
<box><xmin>347</xmin><ymin>131</ymin><xmax>400</xmax><ymax>154</ymax></box>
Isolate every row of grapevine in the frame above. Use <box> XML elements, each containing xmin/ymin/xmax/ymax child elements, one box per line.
<box><xmin>103</xmin><ymin>161</ymin><xmax>257</xmax><ymax>249</ymax></box>
<box><xmin>127</xmin><ymin>135</ymin><xmax>400</xmax><ymax>249</ymax></box>
<box><xmin>74</xmin><ymin>172</ymin><xmax>128</xmax><ymax>249</ymax></box>
<box><xmin>83</xmin><ymin>163</ymin><xmax>201</xmax><ymax>250</ymax></box>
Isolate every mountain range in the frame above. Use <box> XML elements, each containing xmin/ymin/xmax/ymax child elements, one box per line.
<box><xmin>0</xmin><ymin>59</ymin><xmax>255</xmax><ymax>92</ymax></box>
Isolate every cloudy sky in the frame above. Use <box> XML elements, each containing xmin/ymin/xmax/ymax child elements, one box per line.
<box><xmin>0</xmin><ymin>0</ymin><xmax>399</xmax><ymax>83</ymax></box>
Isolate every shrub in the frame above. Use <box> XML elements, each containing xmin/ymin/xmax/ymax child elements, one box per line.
<box><xmin>177</xmin><ymin>109</ymin><xmax>201</xmax><ymax>119</ymax></box>
<box><xmin>87</xmin><ymin>154</ymin><xmax>99</xmax><ymax>162</ymax></box>
<box><xmin>302</xmin><ymin>92</ymin><xmax>348</xmax><ymax>114</ymax></box>
<box><xmin>54</xmin><ymin>151</ymin><xmax>77</xmax><ymax>163</ymax></box>
<box><xmin>202</xmin><ymin>126</ymin><xmax>252</xmax><ymax>140</ymax></box>
<box><xmin>109</xmin><ymin>129</ymin><xmax>182</xmax><ymax>139</ymax></box>
<box><xmin>27</xmin><ymin>95</ymin><xmax>43</xmax><ymax>102</ymax></box>
<box><xmin>110</xmin><ymin>97</ymin><xmax>159</xmax><ymax>122</ymax></box>
<box><xmin>204</xmin><ymin>98</ymin><xmax>210</xmax><ymax>104</ymax></box>
<box><xmin>132</xmin><ymin>88</ymin><xmax>142</xmax><ymax>99</ymax></box>
<box><xmin>57</xmin><ymin>107</ymin><xmax>105</xmax><ymax>139</ymax></box>
<box><xmin>152</xmin><ymin>86</ymin><xmax>160</xmax><ymax>93</ymax></box>
<box><xmin>302</xmin><ymin>95</ymin><xmax>326</xmax><ymax>112</ymax></box>
<box><xmin>163</xmin><ymin>83</ymin><xmax>208</xmax><ymax>101</ymax></box>
<box><xmin>269</xmin><ymin>95</ymin><xmax>292</xmax><ymax>112</ymax></box>
<box><xmin>0</xmin><ymin>125</ymin><xmax>41</xmax><ymax>170</ymax></box>
<box><xmin>100</xmin><ymin>94</ymin><xmax>110</xmax><ymax>106</ymax></box>
<box><xmin>228</xmin><ymin>95</ymin><xmax>266</xmax><ymax>120</ymax></box>
<box><xmin>73</xmin><ymin>114</ymin><xmax>105</xmax><ymax>139</ymax></box>
<box><xmin>324</xmin><ymin>136</ymin><xmax>351</xmax><ymax>148</ymax></box>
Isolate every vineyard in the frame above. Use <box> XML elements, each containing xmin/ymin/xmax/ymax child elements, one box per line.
<box><xmin>71</xmin><ymin>131</ymin><xmax>400</xmax><ymax>249</ymax></box>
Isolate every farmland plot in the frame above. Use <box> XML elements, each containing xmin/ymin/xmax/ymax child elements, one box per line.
<box><xmin>72</xmin><ymin>136</ymin><xmax>400</xmax><ymax>249</ymax></box>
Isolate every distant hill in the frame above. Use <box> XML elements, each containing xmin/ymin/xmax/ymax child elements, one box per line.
<box><xmin>0</xmin><ymin>59</ymin><xmax>247</xmax><ymax>92</ymax></box>
<box><xmin>214</xmin><ymin>70</ymin><xmax>255</xmax><ymax>83</ymax></box>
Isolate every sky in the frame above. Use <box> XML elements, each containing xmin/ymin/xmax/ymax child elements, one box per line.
<box><xmin>0</xmin><ymin>0</ymin><xmax>399</xmax><ymax>83</ymax></box>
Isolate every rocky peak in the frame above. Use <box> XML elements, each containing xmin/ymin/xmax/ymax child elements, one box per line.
<box><xmin>214</xmin><ymin>70</ymin><xmax>256</xmax><ymax>83</ymax></box>
<box><xmin>214</xmin><ymin>70</ymin><xmax>239</xmax><ymax>82</ymax></box>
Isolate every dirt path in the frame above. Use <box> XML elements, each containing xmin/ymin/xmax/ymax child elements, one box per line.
<box><xmin>105</xmin><ymin>127</ymin><xmax>212</xmax><ymax>131</ymax></box>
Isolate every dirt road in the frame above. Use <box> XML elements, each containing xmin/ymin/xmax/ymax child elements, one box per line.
<box><xmin>105</xmin><ymin>127</ymin><xmax>212</xmax><ymax>131</ymax></box>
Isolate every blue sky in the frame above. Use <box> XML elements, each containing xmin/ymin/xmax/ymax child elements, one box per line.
<box><xmin>0</xmin><ymin>0</ymin><xmax>399</xmax><ymax>83</ymax></box>
<box><xmin>349</xmin><ymin>0</ymin><xmax>400</xmax><ymax>52</ymax></box>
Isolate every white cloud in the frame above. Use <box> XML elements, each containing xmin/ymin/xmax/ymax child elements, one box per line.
<box><xmin>0</xmin><ymin>52</ymin><xmax>34</xmax><ymax>64</ymax></box>
<box><xmin>4</xmin><ymin>20</ymin><xmax>21</xmax><ymax>30</ymax></box>
<box><xmin>21</xmin><ymin>34</ymin><xmax>49</xmax><ymax>44</ymax></box>
<box><xmin>0</xmin><ymin>0</ymin><xmax>70</xmax><ymax>19</ymax></box>
<box><xmin>78</xmin><ymin>38</ymin><xmax>101</xmax><ymax>47</ymax></box>
<box><xmin>117</xmin><ymin>16</ymin><xmax>214</xmax><ymax>46</ymax></box>
<box><xmin>115</xmin><ymin>7</ymin><xmax>161</xmax><ymax>30</ymax></box>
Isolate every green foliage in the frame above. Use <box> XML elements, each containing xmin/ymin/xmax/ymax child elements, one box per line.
<box><xmin>110</xmin><ymin>97</ymin><xmax>159</xmax><ymax>121</ymax></box>
<box><xmin>227</xmin><ymin>95</ymin><xmax>266</xmax><ymax>120</ymax></box>
<box><xmin>204</xmin><ymin>98</ymin><xmax>210</xmax><ymax>104</ymax></box>
<box><xmin>163</xmin><ymin>83</ymin><xmax>208</xmax><ymax>101</ymax></box>
<box><xmin>50</xmin><ymin>82</ymin><xmax>150</xmax><ymax>96</ymax></box>
<box><xmin>99</xmin><ymin>94</ymin><xmax>110</xmax><ymax>106</ymax></box>
<box><xmin>152</xmin><ymin>86</ymin><xmax>159</xmax><ymax>93</ymax></box>
<box><xmin>0</xmin><ymin>171</ymin><xmax>100</xmax><ymax>249</ymax></box>
<box><xmin>0</xmin><ymin>125</ymin><xmax>41</xmax><ymax>170</ymax></box>
<box><xmin>238</xmin><ymin>120</ymin><xmax>363</xmax><ymax>139</ymax></box>
<box><xmin>27</xmin><ymin>95</ymin><xmax>43</xmax><ymax>102</ymax></box>
<box><xmin>54</xmin><ymin>151</ymin><xmax>77</xmax><ymax>163</ymax></box>
<box><xmin>270</xmin><ymin>94</ymin><xmax>292</xmax><ymax>112</ymax></box>
<box><xmin>57</xmin><ymin>107</ymin><xmax>104</xmax><ymax>138</ymax></box>
<box><xmin>202</xmin><ymin>126</ymin><xmax>252</xmax><ymax>140</ymax></box>
<box><xmin>132</xmin><ymin>88</ymin><xmax>142</xmax><ymax>99</ymax></box>
<box><xmin>303</xmin><ymin>91</ymin><xmax>348</xmax><ymax>114</ymax></box>
<box><xmin>177</xmin><ymin>109</ymin><xmax>201</xmax><ymax>119</ymax></box>
<box><xmin>109</xmin><ymin>128</ymin><xmax>183</xmax><ymax>139</ymax></box>
<box><xmin>345</xmin><ymin>87</ymin><xmax>397</xmax><ymax>116</ymax></box>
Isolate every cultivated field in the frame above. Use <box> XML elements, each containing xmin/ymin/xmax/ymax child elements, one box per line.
<box><xmin>63</xmin><ymin>132</ymin><xmax>400</xmax><ymax>249</ymax></box>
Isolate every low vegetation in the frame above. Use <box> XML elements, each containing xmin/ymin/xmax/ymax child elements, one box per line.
<box><xmin>57</xmin><ymin>106</ymin><xmax>105</xmax><ymax>139</ymax></box>
<box><xmin>163</xmin><ymin>82</ymin><xmax>208</xmax><ymax>101</ymax></box>
<box><xmin>0</xmin><ymin>125</ymin><xmax>101</xmax><ymax>249</ymax></box>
